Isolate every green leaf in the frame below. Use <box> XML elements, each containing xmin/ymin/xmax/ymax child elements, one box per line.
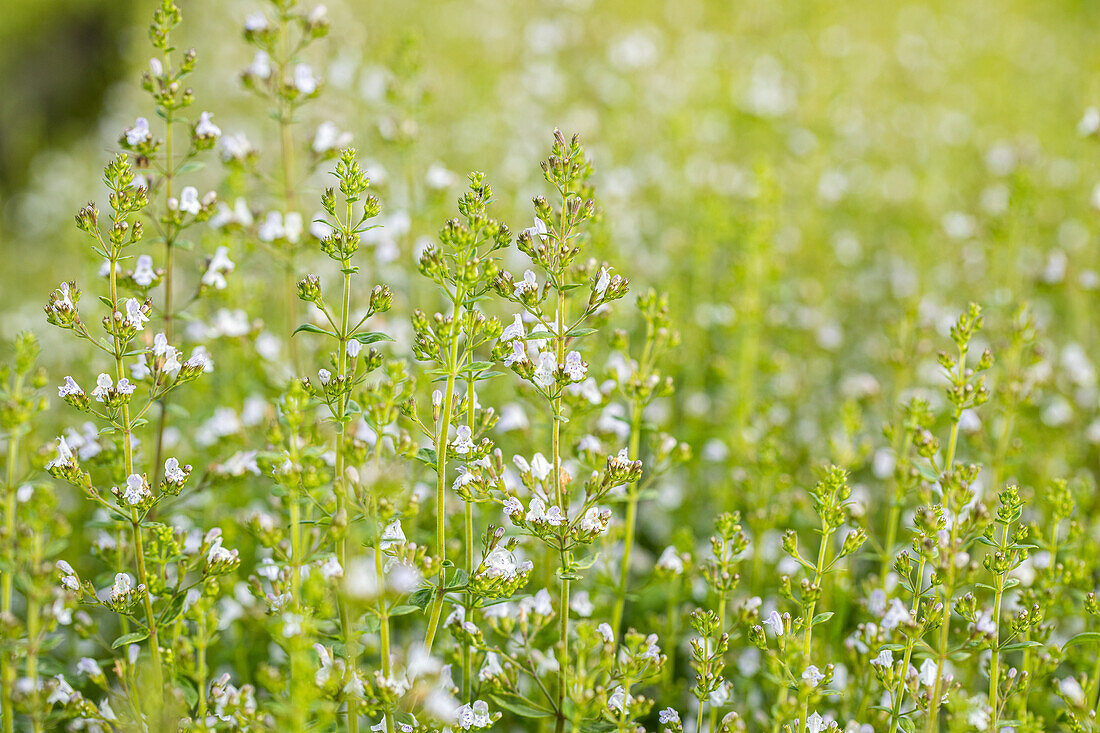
<box><xmin>292</xmin><ymin>324</ymin><xmax>334</xmax><ymax>338</ymax></box>
<box><xmin>388</xmin><ymin>605</ymin><xmax>420</xmax><ymax>617</ymax></box>
<box><xmin>351</xmin><ymin>331</ymin><xmax>394</xmax><ymax>345</ymax></box>
<box><xmin>415</xmin><ymin>448</ymin><xmax>438</xmax><ymax>470</ymax></box>
<box><xmin>176</xmin><ymin>161</ymin><xmax>205</xmax><ymax>174</ymax></box>
<box><xmin>1063</xmin><ymin>632</ymin><xmax>1100</xmax><ymax>650</ymax></box>
<box><xmin>409</xmin><ymin>588</ymin><xmax>434</xmax><ymax>611</ymax></box>
<box><xmin>158</xmin><ymin>593</ymin><xmax>186</xmax><ymax>626</ymax></box>
<box><xmin>490</xmin><ymin>693</ymin><xmax>553</xmax><ymax>719</ymax></box>
<box><xmin>112</xmin><ymin>631</ymin><xmax>149</xmax><ymax>649</ymax></box>
<box><xmin>812</xmin><ymin>612</ymin><xmax>834</xmax><ymax>625</ymax></box>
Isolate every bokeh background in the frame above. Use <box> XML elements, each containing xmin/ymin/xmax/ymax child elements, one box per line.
<box><xmin>6</xmin><ymin>0</ymin><xmax>1100</xmax><ymax>462</ymax></box>
<box><xmin>7</xmin><ymin>0</ymin><xmax>1100</xmax><ymax>723</ymax></box>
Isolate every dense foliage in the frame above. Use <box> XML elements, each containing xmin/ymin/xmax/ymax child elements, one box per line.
<box><xmin>3</xmin><ymin>0</ymin><xmax>1100</xmax><ymax>731</ymax></box>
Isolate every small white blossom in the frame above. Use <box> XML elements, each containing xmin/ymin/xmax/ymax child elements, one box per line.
<box><xmin>195</xmin><ymin>111</ymin><xmax>221</xmax><ymax>138</ymax></box>
<box><xmin>125</xmin><ymin>117</ymin><xmax>151</xmax><ymax>146</ymax></box>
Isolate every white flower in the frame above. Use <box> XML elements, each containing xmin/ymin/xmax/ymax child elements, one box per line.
<box><xmin>530</xmin><ymin>453</ymin><xmax>552</xmax><ymax>480</ymax></box>
<box><xmin>563</xmin><ymin>351</ymin><xmax>586</xmax><ymax>381</ymax></box>
<box><xmin>202</xmin><ymin>246</ymin><xmax>235</xmax><ymax>289</ymax></box>
<box><xmin>47</xmin><ymin>436</ymin><xmax>74</xmax><ymax>469</ymax></box>
<box><xmin>452</xmin><ymin>425</ymin><xmax>475</xmax><ymax>454</ymax></box>
<box><xmin>124</xmin><ymin>298</ymin><xmax>148</xmax><ymax>330</ymax></box>
<box><xmin>597</xmin><ymin>622</ymin><xmax>614</xmax><ymax>644</ymax></box>
<box><xmin>76</xmin><ymin>658</ymin><xmax>100</xmax><ymax>677</ymax></box>
<box><xmin>186</xmin><ymin>349</ymin><xmax>213</xmax><ymax>372</ymax></box>
<box><xmin>346</xmin><ymin>339</ymin><xmax>363</xmax><ymax>358</ymax></box>
<box><xmin>220</xmin><ymin>132</ymin><xmax>255</xmax><ymax>161</ymax></box>
<box><xmin>424</xmin><ymin>162</ymin><xmax>457</xmax><ymax>190</ymax></box>
<box><xmin>455</xmin><ymin>700</ymin><xmax>492</xmax><ymax>729</ymax></box>
<box><xmin>578</xmin><ymin>506</ymin><xmax>608</xmax><ymax>534</ymax></box>
<box><xmin>195</xmin><ymin>111</ymin><xmax>221</xmax><ymax>138</ymax></box>
<box><xmin>656</xmin><ymin>545</ymin><xmax>684</xmax><ymax>574</ymax></box>
<box><xmin>513</xmin><ymin>269</ymin><xmax>539</xmax><ymax>297</ymax></box>
<box><xmin>1059</xmin><ymin>676</ymin><xmax>1086</xmax><ymax>705</ymax></box>
<box><xmin>380</xmin><ymin>519</ymin><xmax>406</xmax><ymax>548</ymax></box>
<box><xmin>132</xmin><ymin>255</ymin><xmax>157</xmax><ymax>287</ymax></box>
<box><xmin>974</xmin><ymin>610</ymin><xmax>997</xmax><ymax>635</ymax></box>
<box><xmin>500</xmin><ymin>313</ymin><xmax>525</xmax><ymax>341</ymax></box>
<box><xmin>607</xmin><ymin>686</ymin><xmax>626</xmax><ymax>713</ymax></box>
<box><xmin>478</xmin><ymin>651</ymin><xmax>503</xmax><ymax>681</ymax></box>
<box><xmin>313</xmin><ymin>121</ymin><xmax>351</xmax><ymax>153</ymax></box>
<box><xmin>502</xmin><ymin>496</ymin><xmax>523</xmax><ymax>517</ymax></box>
<box><xmin>125</xmin><ymin>117</ymin><xmax>151</xmax><ymax>146</ymax></box>
<box><xmin>570</xmin><ymin>590</ymin><xmax>594</xmax><ymax>616</ymax></box>
<box><xmin>807</xmin><ymin>711</ymin><xmax>826</xmax><ymax>733</ymax></box>
<box><xmin>640</xmin><ymin>634</ymin><xmax>661</xmax><ymax>661</ymax></box>
<box><xmin>595</xmin><ymin>267</ymin><xmax>611</xmax><ymax>296</ymax></box>
<box><xmin>178</xmin><ymin>186</ymin><xmax>201</xmax><ymax>215</ymax></box>
<box><xmin>533</xmin><ymin>351</ymin><xmax>556</xmax><ymax>388</ymax></box>
<box><xmin>91</xmin><ymin>373</ymin><xmax>113</xmax><ymax>402</ymax></box>
<box><xmin>121</xmin><ymin>474</ymin><xmax>149</xmax><ymax>505</ymax></box>
<box><xmin>109</xmin><ymin>572</ymin><xmax>134</xmax><ymax>602</ymax></box>
<box><xmin>115</xmin><ymin>378</ymin><xmax>135</xmax><ymax>396</ymax></box>
<box><xmin>881</xmin><ymin>598</ymin><xmax>909</xmax><ymax>630</ymax></box>
<box><xmin>320</xmin><ymin>556</ymin><xmax>343</xmax><ymax>580</ymax></box>
<box><xmin>164</xmin><ymin>457</ymin><xmax>187</xmax><ymax>484</ymax></box>
<box><xmin>46</xmin><ymin>674</ymin><xmax>74</xmax><ymax>705</ymax></box>
<box><xmin>919</xmin><ymin>658</ymin><xmax>939</xmax><ymax>686</ymax></box>
<box><xmin>318</xmin><ymin>369</ymin><xmax>332</xmax><ymax>386</ymax></box>
<box><xmin>244</xmin><ymin>12</ymin><xmax>268</xmax><ymax>30</ymax></box>
<box><xmin>58</xmin><ymin>376</ymin><xmax>83</xmax><ymax>399</ymax></box>
<box><xmin>658</xmin><ymin>708</ymin><xmax>680</xmax><ymax>725</ymax></box>
<box><xmin>286</xmin><ymin>211</ymin><xmax>303</xmax><ymax>242</ymax></box>
<box><xmin>258</xmin><ymin>212</ymin><xmax>285</xmax><ymax>242</ymax></box>
<box><xmin>149</xmin><ymin>58</ymin><xmax>163</xmax><ymax>77</ymax></box>
<box><xmin>871</xmin><ymin>649</ymin><xmax>894</xmax><ymax>667</ymax></box>
<box><xmin>802</xmin><ymin>664</ymin><xmax>824</xmax><ymax>687</ymax></box>
<box><xmin>503</xmin><ymin>340</ymin><xmax>528</xmax><ymax>367</ymax></box>
<box><xmin>294</xmin><ymin>63</ymin><xmax>318</xmax><ymax>94</ymax></box>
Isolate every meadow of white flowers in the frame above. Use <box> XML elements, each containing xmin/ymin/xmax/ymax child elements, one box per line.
<box><xmin>4</xmin><ymin>0</ymin><xmax>1100</xmax><ymax>731</ymax></box>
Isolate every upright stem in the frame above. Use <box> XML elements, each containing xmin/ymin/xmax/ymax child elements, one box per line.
<box><xmin>462</xmin><ymin>332</ymin><xmax>477</xmax><ymax>703</ymax></box>
<box><xmin>196</xmin><ymin>610</ymin><xmax>208</xmax><ymax>720</ymax></box>
<box><xmin>797</xmin><ymin>526</ymin><xmax>830</xmax><ymax>732</ymax></box>
<box><xmin>987</xmin><ymin>524</ymin><xmax>1008</xmax><ymax>731</ymax></box>
<box><xmin>109</xmin><ymin>240</ymin><xmax>164</xmax><ymax>695</ymax></box>
<box><xmin>334</xmin><ymin>265</ymin><xmax>359</xmax><ymax>733</ymax></box>
<box><xmin>151</xmin><ymin>96</ymin><xmax>176</xmax><ymax>491</ymax></box>
<box><xmin>888</xmin><ymin>556</ymin><xmax>926</xmax><ymax>733</ymax></box>
<box><xmin>553</xmin><ymin>280</ymin><xmax>570</xmax><ymax>733</ymax></box>
<box><xmin>925</xmin><ymin>346</ymin><xmax>967</xmax><ymax>733</ymax></box>
<box><xmin>424</xmin><ymin>287</ymin><xmax>466</xmax><ymax>655</ymax></box>
<box><xmin>610</xmin><ymin>401</ymin><xmax>643</xmax><ymax>641</ymax></box>
<box><xmin>1</xmin><ymin>424</ymin><xmax>20</xmax><ymax>733</ymax></box>
<box><xmin>26</xmin><ymin>532</ymin><xmax>42</xmax><ymax>733</ymax></box>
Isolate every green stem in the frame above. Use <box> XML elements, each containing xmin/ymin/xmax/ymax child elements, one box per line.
<box><xmin>797</xmin><ymin>525</ymin><xmax>830</xmax><ymax>732</ymax></box>
<box><xmin>924</xmin><ymin>347</ymin><xmax>968</xmax><ymax>733</ymax></box>
<box><xmin>888</xmin><ymin>557</ymin><xmax>926</xmax><ymax>733</ymax></box>
<box><xmin>26</xmin><ymin>532</ymin><xmax>42</xmax><ymax>733</ymax></box>
<box><xmin>1</xmin><ymin>424</ymin><xmax>20</xmax><ymax>733</ymax></box>
<box><xmin>424</xmin><ymin>288</ymin><xmax>466</xmax><ymax>654</ymax></box>
<box><xmin>610</xmin><ymin>401</ymin><xmax>644</xmax><ymax>641</ymax></box>
<box><xmin>109</xmin><ymin>240</ymin><xmax>164</xmax><ymax>696</ymax></box>
<box><xmin>553</xmin><ymin>281</ymin><xmax>570</xmax><ymax>733</ymax></box>
<box><xmin>151</xmin><ymin>94</ymin><xmax>176</xmax><ymax>492</ymax></box>
<box><xmin>334</xmin><ymin>265</ymin><xmax>358</xmax><ymax>733</ymax></box>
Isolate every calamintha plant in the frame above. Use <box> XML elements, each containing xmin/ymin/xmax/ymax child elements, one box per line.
<box><xmin>8</xmin><ymin>2</ymin><xmax>1100</xmax><ymax>733</ymax></box>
